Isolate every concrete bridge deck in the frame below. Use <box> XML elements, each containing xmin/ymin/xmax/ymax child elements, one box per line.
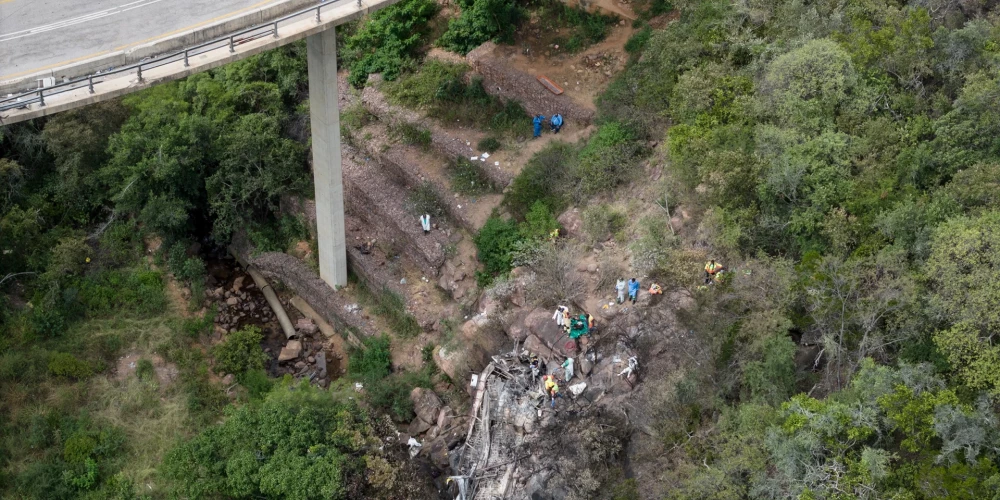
<box><xmin>0</xmin><ymin>0</ymin><xmax>398</xmax><ymax>125</ymax></box>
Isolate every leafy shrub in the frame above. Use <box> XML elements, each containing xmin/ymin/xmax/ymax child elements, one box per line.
<box><xmin>247</xmin><ymin>215</ymin><xmax>310</xmax><ymax>253</ymax></box>
<box><xmin>449</xmin><ymin>157</ymin><xmax>497</xmax><ymax>195</ymax></box>
<box><xmin>348</xmin><ymin>335</ymin><xmax>393</xmax><ymax>381</ymax></box>
<box><xmin>503</xmin><ymin>142</ymin><xmax>575</xmax><ymax>219</ymax></box>
<box><xmin>582</xmin><ymin>204</ymin><xmax>627</xmax><ymax>242</ymax></box>
<box><xmin>212</xmin><ymin>326</ymin><xmax>267</xmax><ymax>376</ymax></box>
<box><xmin>366</xmin><ymin>369</ymin><xmax>433</xmax><ymax>422</ymax></box>
<box><xmin>343</xmin><ymin>0</ymin><xmax>439</xmax><ymax>87</ymax></box>
<box><xmin>163</xmin><ymin>383</ymin><xmax>404</xmax><ymax>498</ymax></box>
<box><xmin>44</xmin><ymin>237</ymin><xmax>92</xmax><ymax>280</ymax></box>
<box><xmin>74</xmin><ymin>268</ymin><xmax>166</xmax><ymax>317</ymax></box>
<box><xmin>181</xmin><ymin>310</ymin><xmax>216</xmax><ymax>338</ymax></box>
<box><xmin>538</xmin><ymin>1</ymin><xmax>619</xmax><ymax>52</ymax></box>
<box><xmin>519</xmin><ymin>201</ymin><xmax>560</xmax><ymax>240</ymax></box>
<box><xmin>135</xmin><ymin>358</ymin><xmax>155</xmax><ymax>381</ymax></box>
<box><xmin>384</xmin><ymin>62</ymin><xmax>531</xmax><ymax>137</ymax></box>
<box><xmin>474</xmin><ymin>216</ymin><xmax>524</xmax><ymax>285</ymax></box>
<box><xmin>477</xmin><ymin>136</ymin><xmax>502</xmax><ymax>153</ymax></box>
<box><xmin>624</xmin><ymin>26</ymin><xmax>652</xmax><ymax>55</ymax></box>
<box><xmin>575</xmin><ymin>122</ymin><xmax>643</xmax><ymax>194</ymax></box>
<box><xmin>97</xmin><ymin>220</ymin><xmax>143</xmax><ymax>267</ymax></box>
<box><xmin>438</xmin><ymin>0</ymin><xmax>524</xmax><ymax>55</ymax></box>
<box><xmin>48</xmin><ymin>352</ymin><xmax>93</xmax><ymax>379</ymax></box>
<box><xmin>238</xmin><ymin>369</ymin><xmax>274</xmax><ymax>400</ymax></box>
<box><xmin>382</xmin><ymin>60</ymin><xmax>469</xmax><ymax>108</ymax></box>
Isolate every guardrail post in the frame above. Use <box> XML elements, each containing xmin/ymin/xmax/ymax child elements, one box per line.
<box><xmin>229</xmin><ymin>36</ymin><xmax>235</xmax><ymax>53</ymax></box>
<box><xmin>137</xmin><ymin>66</ymin><xmax>144</xmax><ymax>83</ymax></box>
<box><xmin>38</xmin><ymin>90</ymin><xmax>45</xmax><ymax>107</ymax></box>
<box><xmin>88</xmin><ymin>76</ymin><xmax>95</xmax><ymax>94</ymax></box>
<box><xmin>183</xmin><ymin>50</ymin><xmax>190</xmax><ymax>67</ymax></box>
<box><xmin>273</xmin><ymin>21</ymin><xmax>279</xmax><ymax>38</ymax></box>
<box><xmin>315</xmin><ymin>7</ymin><xmax>321</xmax><ymax>23</ymax></box>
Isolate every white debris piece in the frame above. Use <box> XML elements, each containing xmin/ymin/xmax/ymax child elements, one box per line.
<box><xmin>407</xmin><ymin>437</ymin><xmax>423</xmax><ymax>458</ymax></box>
<box><xmin>470</xmin><ymin>374</ymin><xmax>479</xmax><ymax>388</ymax></box>
<box><xmin>481</xmin><ymin>152</ymin><xmax>490</xmax><ymax>159</ymax></box>
<box><xmin>471</xmin><ymin>156</ymin><xmax>479</xmax><ymax>161</ymax></box>
<box><xmin>495</xmin><ymin>161</ymin><xmax>500</xmax><ymax>166</ymax></box>
<box><xmin>569</xmin><ymin>382</ymin><xmax>587</xmax><ymax>396</ymax></box>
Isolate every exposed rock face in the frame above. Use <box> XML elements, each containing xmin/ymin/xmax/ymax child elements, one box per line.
<box><xmin>557</xmin><ymin>208</ymin><xmax>583</xmax><ymax>237</ymax></box>
<box><xmin>411</xmin><ymin>387</ymin><xmax>444</xmax><ymax>426</ymax></box>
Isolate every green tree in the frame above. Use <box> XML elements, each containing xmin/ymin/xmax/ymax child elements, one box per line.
<box><xmin>762</xmin><ymin>38</ymin><xmax>858</xmax><ymax>133</ymax></box>
<box><xmin>343</xmin><ymin>0</ymin><xmax>439</xmax><ymax>87</ymax></box>
<box><xmin>207</xmin><ymin>113</ymin><xmax>307</xmax><ymax>241</ymax></box>
<box><xmin>438</xmin><ymin>0</ymin><xmax>524</xmax><ymax>55</ymax></box>
<box><xmin>926</xmin><ymin>211</ymin><xmax>1000</xmax><ymax>395</ymax></box>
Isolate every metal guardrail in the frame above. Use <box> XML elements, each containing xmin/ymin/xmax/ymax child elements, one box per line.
<box><xmin>0</xmin><ymin>0</ymin><xmax>358</xmax><ymax>113</ymax></box>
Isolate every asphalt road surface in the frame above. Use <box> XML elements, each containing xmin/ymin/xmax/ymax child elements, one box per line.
<box><xmin>0</xmin><ymin>0</ymin><xmax>286</xmax><ymax>82</ymax></box>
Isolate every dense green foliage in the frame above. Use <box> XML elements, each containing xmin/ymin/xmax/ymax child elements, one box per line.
<box><xmin>383</xmin><ymin>61</ymin><xmax>532</xmax><ymax>138</ymax></box>
<box><xmin>212</xmin><ymin>326</ymin><xmax>268</xmax><ymax>377</ymax></box>
<box><xmin>347</xmin><ymin>336</ymin><xmax>434</xmax><ymax>422</ymax></box>
<box><xmin>528</xmin><ymin>0</ymin><xmax>620</xmax><ymax>52</ymax></box>
<box><xmin>163</xmin><ymin>382</ymin><xmax>426</xmax><ymax>499</ymax></box>
<box><xmin>576</xmin><ymin>0</ymin><xmax>1000</xmax><ymax>495</ymax></box>
<box><xmin>342</xmin><ymin>0</ymin><xmax>439</xmax><ymax>87</ymax></box>
<box><xmin>438</xmin><ymin>0</ymin><xmax>524</xmax><ymax>54</ymax></box>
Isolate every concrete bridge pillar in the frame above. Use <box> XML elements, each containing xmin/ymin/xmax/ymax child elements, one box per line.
<box><xmin>306</xmin><ymin>27</ymin><xmax>348</xmax><ymax>288</ymax></box>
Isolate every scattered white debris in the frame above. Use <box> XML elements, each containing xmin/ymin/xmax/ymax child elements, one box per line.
<box><xmin>481</xmin><ymin>152</ymin><xmax>490</xmax><ymax>159</ymax></box>
<box><xmin>354</xmin><ymin>382</ymin><xmax>364</xmax><ymax>392</ymax></box>
<box><xmin>407</xmin><ymin>437</ymin><xmax>423</xmax><ymax>458</ymax></box>
<box><xmin>495</xmin><ymin>161</ymin><xmax>500</xmax><ymax>166</ymax></box>
<box><xmin>344</xmin><ymin>303</ymin><xmax>361</xmax><ymax>314</ymax></box>
<box><xmin>400</xmin><ymin>278</ymin><xmax>407</xmax><ymax>285</ymax></box>
<box><xmin>471</xmin><ymin>156</ymin><xmax>479</xmax><ymax>161</ymax></box>
<box><xmin>470</xmin><ymin>374</ymin><xmax>479</xmax><ymax>387</ymax></box>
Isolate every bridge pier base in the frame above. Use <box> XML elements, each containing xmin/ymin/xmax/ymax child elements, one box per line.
<box><xmin>306</xmin><ymin>27</ymin><xmax>348</xmax><ymax>288</ymax></box>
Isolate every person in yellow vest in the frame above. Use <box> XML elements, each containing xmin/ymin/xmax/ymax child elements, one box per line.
<box><xmin>648</xmin><ymin>283</ymin><xmax>663</xmax><ymax>295</ymax></box>
<box><xmin>543</xmin><ymin>374</ymin><xmax>561</xmax><ymax>407</ymax></box>
<box><xmin>704</xmin><ymin>260</ymin><xmax>724</xmax><ymax>284</ymax></box>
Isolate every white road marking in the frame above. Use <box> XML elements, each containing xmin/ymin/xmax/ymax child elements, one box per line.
<box><xmin>0</xmin><ymin>0</ymin><xmax>172</xmax><ymax>42</ymax></box>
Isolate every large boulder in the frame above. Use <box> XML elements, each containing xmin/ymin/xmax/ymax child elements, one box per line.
<box><xmin>525</xmin><ymin>307</ymin><xmax>575</xmax><ymax>356</ymax></box>
<box><xmin>295</xmin><ymin>318</ymin><xmax>318</xmax><ymax>335</ymax></box>
<box><xmin>277</xmin><ymin>340</ymin><xmax>302</xmax><ymax>362</ymax></box>
<box><xmin>523</xmin><ymin>334</ymin><xmax>554</xmax><ymax>360</ymax></box>
<box><xmin>410</xmin><ymin>387</ymin><xmax>443</xmax><ymax>425</ymax></box>
<box><xmin>505</xmin><ymin>309</ymin><xmax>531</xmax><ymax>342</ymax></box>
<box><xmin>408</xmin><ymin>417</ymin><xmax>432</xmax><ymax>436</ymax></box>
<box><xmin>557</xmin><ymin>208</ymin><xmax>583</xmax><ymax>237</ymax></box>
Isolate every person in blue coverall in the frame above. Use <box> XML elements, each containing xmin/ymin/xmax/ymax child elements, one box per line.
<box><xmin>628</xmin><ymin>277</ymin><xmax>640</xmax><ymax>304</ymax></box>
<box><xmin>533</xmin><ymin>115</ymin><xmax>547</xmax><ymax>138</ymax></box>
<box><xmin>550</xmin><ymin>114</ymin><xmax>563</xmax><ymax>133</ymax></box>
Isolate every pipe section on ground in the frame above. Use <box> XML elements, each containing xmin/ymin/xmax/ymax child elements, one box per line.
<box><xmin>230</xmin><ymin>249</ymin><xmax>296</xmax><ymax>339</ymax></box>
